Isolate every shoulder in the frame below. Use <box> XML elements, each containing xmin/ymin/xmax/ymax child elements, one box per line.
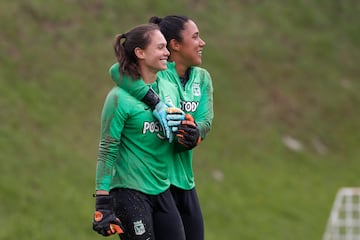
<box><xmin>104</xmin><ymin>86</ymin><xmax>134</xmax><ymax>106</ymax></box>
<box><xmin>191</xmin><ymin>66</ymin><xmax>211</xmax><ymax>79</ymax></box>
<box><xmin>190</xmin><ymin>66</ymin><xmax>213</xmax><ymax>85</ymax></box>
<box><xmin>158</xmin><ymin>68</ymin><xmax>177</xmax><ymax>81</ymax></box>
<box><xmin>157</xmin><ymin>75</ymin><xmax>177</xmax><ymax>91</ymax></box>
<box><xmin>192</xmin><ymin>66</ymin><xmax>211</xmax><ymax>75</ymax></box>
<box><xmin>158</xmin><ymin>61</ymin><xmax>178</xmax><ymax>79</ymax></box>
<box><xmin>106</xmin><ymin>86</ymin><xmax>128</xmax><ymax>97</ymax></box>
<box><xmin>102</xmin><ymin>87</ymin><xmax>143</xmax><ymax>118</ymax></box>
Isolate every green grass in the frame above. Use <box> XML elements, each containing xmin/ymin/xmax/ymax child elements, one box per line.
<box><xmin>1</xmin><ymin>0</ymin><xmax>360</xmax><ymax>239</ymax></box>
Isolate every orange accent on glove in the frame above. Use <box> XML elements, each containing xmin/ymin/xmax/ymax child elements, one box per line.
<box><xmin>176</xmin><ymin>114</ymin><xmax>201</xmax><ymax>150</ymax></box>
<box><xmin>110</xmin><ymin>223</ymin><xmax>124</xmax><ymax>234</ymax></box>
<box><xmin>167</xmin><ymin>107</ymin><xmax>184</xmax><ymax>114</ymax></box>
<box><xmin>184</xmin><ymin>114</ymin><xmax>194</xmax><ymax>122</ymax></box>
<box><xmin>94</xmin><ymin>211</ymin><xmax>103</xmax><ymax>222</ymax></box>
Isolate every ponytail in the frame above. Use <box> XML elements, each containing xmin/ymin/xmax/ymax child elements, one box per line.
<box><xmin>149</xmin><ymin>16</ymin><xmax>162</xmax><ymax>25</ymax></box>
<box><xmin>113</xmin><ymin>33</ymin><xmax>127</xmax><ymax>63</ymax></box>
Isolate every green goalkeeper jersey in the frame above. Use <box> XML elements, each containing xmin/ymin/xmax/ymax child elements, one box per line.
<box><xmin>96</xmin><ymin>76</ymin><xmax>180</xmax><ymax>195</ymax></box>
<box><xmin>109</xmin><ymin>62</ymin><xmax>214</xmax><ymax>190</ymax></box>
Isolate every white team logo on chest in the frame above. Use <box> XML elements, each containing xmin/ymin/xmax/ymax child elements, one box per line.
<box><xmin>133</xmin><ymin>220</ymin><xmax>146</xmax><ymax>235</ymax></box>
<box><xmin>192</xmin><ymin>83</ymin><xmax>201</xmax><ymax>96</ymax></box>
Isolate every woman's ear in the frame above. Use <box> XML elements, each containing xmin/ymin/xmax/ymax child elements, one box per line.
<box><xmin>169</xmin><ymin>39</ymin><xmax>181</xmax><ymax>52</ymax></box>
<box><xmin>134</xmin><ymin>47</ymin><xmax>145</xmax><ymax>59</ymax></box>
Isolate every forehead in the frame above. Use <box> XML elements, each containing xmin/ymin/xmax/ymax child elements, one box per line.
<box><xmin>149</xmin><ymin>30</ymin><xmax>166</xmax><ymax>44</ymax></box>
<box><xmin>182</xmin><ymin>20</ymin><xmax>199</xmax><ymax>36</ymax></box>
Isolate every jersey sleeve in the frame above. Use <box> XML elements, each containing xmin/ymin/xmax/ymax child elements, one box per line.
<box><xmin>109</xmin><ymin>63</ymin><xmax>149</xmax><ymax>100</ymax></box>
<box><xmin>195</xmin><ymin>70</ymin><xmax>214</xmax><ymax>140</ymax></box>
<box><xmin>95</xmin><ymin>88</ymin><xmax>125</xmax><ymax>191</ymax></box>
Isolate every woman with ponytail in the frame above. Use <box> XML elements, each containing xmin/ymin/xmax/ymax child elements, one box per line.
<box><xmin>109</xmin><ymin>15</ymin><xmax>214</xmax><ymax>240</ymax></box>
<box><xmin>93</xmin><ymin>23</ymin><xmax>186</xmax><ymax>240</ymax></box>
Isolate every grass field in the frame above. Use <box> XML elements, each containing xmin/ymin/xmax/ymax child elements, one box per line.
<box><xmin>1</xmin><ymin>0</ymin><xmax>360</xmax><ymax>239</ymax></box>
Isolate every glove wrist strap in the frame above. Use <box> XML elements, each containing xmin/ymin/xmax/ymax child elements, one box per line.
<box><xmin>141</xmin><ymin>88</ymin><xmax>160</xmax><ymax>110</ymax></box>
<box><xmin>95</xmin><ymin>195</ymin><xmax>112</xmax><ymax>210</ymax></box>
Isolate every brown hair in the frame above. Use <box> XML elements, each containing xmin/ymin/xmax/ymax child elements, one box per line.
<box><xmin>113</xmin><ymin>23</ymin><xmax>160</xmax><ymax>80</ymax></box>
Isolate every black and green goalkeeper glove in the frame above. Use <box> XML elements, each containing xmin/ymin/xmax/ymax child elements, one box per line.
<box><xmin>176</xmin><ymin>114</ymin><xmax>201</xmax><ymax>150</ymax></box>
<box><xmin>92</xmin><ymin>195</ymin><xmax>124</xmax><ymax>236</ymax></box>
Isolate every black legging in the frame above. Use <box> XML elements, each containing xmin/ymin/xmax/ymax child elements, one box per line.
<box><xmin>170</xmin><ymin>185</ymin><xmax>205</xmax><ymax>240</ymax></box>
<box><xmin>110</xmin><ymin>188</ymin><xmax>185</xmax><ymax>240</ymax></box>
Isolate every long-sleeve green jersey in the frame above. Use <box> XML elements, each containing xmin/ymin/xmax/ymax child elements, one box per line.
<box><xmin>96</xmin><ymin>77</ymin><xmax>181</xmax><ymax>195</ymax></box>
<box><xmin>109</xmin><ymin>62</ymin><xmax>214</xmax><ymax>190</ymax></box>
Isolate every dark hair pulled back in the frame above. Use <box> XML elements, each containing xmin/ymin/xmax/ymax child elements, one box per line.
<box><xmin>113</xmin><ymin>23</ymin><xmax>159</xmax><ymax>80</ymax></box>
<box><xmin>149</xmin><ymin>15</ymin><xmax>190</xmax><ymax>46</ymax></box>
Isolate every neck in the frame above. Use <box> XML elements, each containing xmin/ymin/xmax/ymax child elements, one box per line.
<box><xmin>139</xmin><ymin>66</ymin><xmax>158</xmax><ymax>84</ymax></box>
<box><xmin>169</xmin><ymin>56</ymin><xmax>188</xmax><ymax>77</ymax></box>
<box><xmin>175</xmin><ymin>64</ymin><xmax>188</xmax><ymax>78</ymax></box>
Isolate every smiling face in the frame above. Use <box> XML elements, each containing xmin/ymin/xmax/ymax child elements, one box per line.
<box><xmin>137</xmin><ymin>30</ymin><xmax>170</xmax><ymax>74</ymax></box>
<box><xmin>176</xmin><ymin>20</ymin><xmax>206</xmax><ymax>67</ymax></box>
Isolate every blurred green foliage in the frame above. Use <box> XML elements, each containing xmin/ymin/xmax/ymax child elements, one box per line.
<box><xmin>1</xmin><ymin>0</ymin><xmax>359</xmax><ymax>239</ymax></box>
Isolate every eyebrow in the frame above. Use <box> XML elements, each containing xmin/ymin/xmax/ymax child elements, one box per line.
<box><xmin>193</xmin><ymin>32</ymin><xmax>199</xmax><ymax>37</ymax></box>
<box><xmin>157</xmin><ymin>42</ymin><xmax>167</xmax><ymax>47</ymax></box>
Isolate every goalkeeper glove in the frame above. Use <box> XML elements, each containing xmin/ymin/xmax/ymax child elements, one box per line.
<box><xmin>142</xmin><ymin>88</ymin><xmax>175</xmax><ymax>142</ymax></box>
<box><xmin>166</xmin><ymin>105</ymin><xmax>186</xmax><ymax>133</ymax></box>
<box><xmin>177</xmin><ymin>114</ymin><xmax>201</xmax><ymax>150</ymax></box>
<box><xmin>92</xmin><ymin>195</ymin><xmax>124</xmax><ymax>236</ymax></box>
<box><xmin>141</xmin><ymin>88</ymin><xmax>185</xmax><ymax>142</ymax></box>
<box><xmin>152</xmin><ymin>101</ymin><xmax>174</xmax><ymax>142</ymax></box>
<box><xmin>153</xmin><ymin>102</ymin><xmax>185</xmax><ymax>143</ymax></box>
